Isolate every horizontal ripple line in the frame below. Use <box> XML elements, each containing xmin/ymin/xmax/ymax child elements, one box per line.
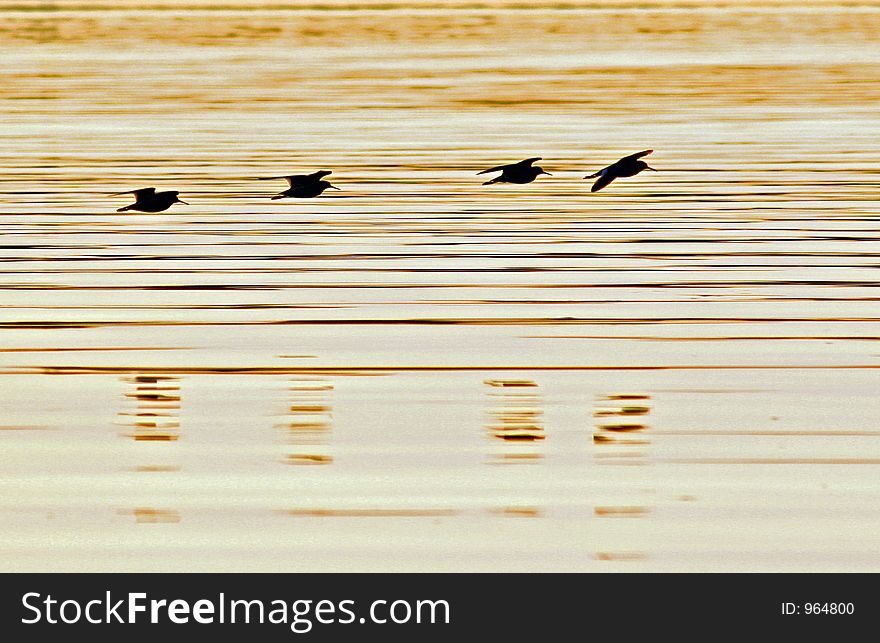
<box><xmin>664</xmin><ymin>458</ymin><xmax>880</xmax><ymax>465</ymax></box>
<box><xmin>2</xmin><ymin>317</ymin><xmax>880</xmax><ymax>329</ymax></box>
<box><xmin>655</xmin><ymin>430</ymin><xmax>880</xmax><ymax>436</ymax></box>
<box><xmin>2</xmin><ymin>251</ymin><xmax>880</xmax><ymax>261</ymax></box>
<box><xmin>525</xmin><ymin>335</ymin><xmax>880</xmax><ymax>341</ymax></box>
<box><xmin>282</xmin><ymin>509</ymin><xmax>458</xmax><ymax>518</ymax></box>
<box><xmin>6</xmin><ymin>365</ymin><xmax>880</xmax><ymax>376</ymax></box>
<box><xmin>2</xmin><ymin>281</ymin><xmax>878</xmax><ymax>290</ymax></box>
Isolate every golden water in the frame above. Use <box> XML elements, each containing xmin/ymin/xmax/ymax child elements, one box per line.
<box><xmin>1</xmin><ymin>1</ymin><xmax>879</xmax><ymax>571</ymax></box>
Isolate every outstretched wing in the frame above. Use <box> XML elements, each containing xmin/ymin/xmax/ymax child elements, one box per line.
<box><xmin>477</xmin><ymin>157</ymin><xmax>541</xmax><ymax>175</ymax></box>
<box><xmin>260</xmin><ymin>170</ymin><xmax>331</xmax><ymax>187</ymax></box>
<box><xmin>111</xmin><ymin>187</ymin><xmax>156</xmax><ymax>199</ymax></box>
<box><xmin>590</xmin><ymin>170</ymin><xmax>616</xmax><ymax>192</ymax></box>
<box><xmin>619</xmin><ymin>149</ymin><xmax>653</xmax><ymax>163</ymax></box>
<box><xmin>259</xmin><ymin>174</ymin><xmax>309</xmax><ymax>187</ymax></box>
<box><xmin>477</xmin><ymin>163</ymin><xmax>514</xmax><ymax>175</ymax></box>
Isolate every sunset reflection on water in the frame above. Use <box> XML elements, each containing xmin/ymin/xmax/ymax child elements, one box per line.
<box><xmin>1</xmin><ymin>1</ymin><xmax>879</xmax><ymax>571</ymax></box>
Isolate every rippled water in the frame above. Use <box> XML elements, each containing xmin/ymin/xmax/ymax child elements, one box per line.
<box><xmin>1</xmin><ymin>1</ymin><xmax>879</xmax><ymax>571</ymax></box>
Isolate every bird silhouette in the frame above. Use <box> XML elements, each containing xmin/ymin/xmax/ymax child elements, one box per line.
<box><xmin>584</xmin><ymin>150</ymin><xmax>656</xmax><ymax>192</ymax></box>
<box><xmin>477</xmin><ymin>157</ymin><xmax>551</xmax><ymax>185</ymax></box>
<box><xmin>112</xmin><ymin>188</ymin><xmax>188</xmax><ymax>212</ymax></box>
<box><xmin>259</xmin><ymin>170</ymin><xmax>339</xmax><ymax>199</ymax></box>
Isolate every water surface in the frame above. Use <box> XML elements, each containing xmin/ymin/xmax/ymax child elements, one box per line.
<box><xmin>1</xmin><ymin>1</ymin><xmax>879</xmax><ymax>571</ymax></box>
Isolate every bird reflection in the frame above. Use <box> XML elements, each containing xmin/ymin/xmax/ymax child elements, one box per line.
<box><xmin>485</xmin><ymin>379</ymin><xmax>544</xmax><ymax>465</ymax></box>
<box><xmin>593</xmin><ymin>393</ymin><xmax>651</xmax><ymax>464</ymax></box>
<box><xmin>279</xmin><ymin>378</ymin><xmax>333</xmax><ymax>465</ymax></box>
<box><xmin>120</xmin><ymin>374</ymin><xmax>180</xmax><ymax>442</ymax></box>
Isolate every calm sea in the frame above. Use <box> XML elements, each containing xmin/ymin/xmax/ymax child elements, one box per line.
<box><xmin>1</xmin><ymin>0</ymin><xmax>879</xmax><ymax>571</ymax></box>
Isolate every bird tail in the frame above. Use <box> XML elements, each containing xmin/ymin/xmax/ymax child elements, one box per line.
<box><xmin>584</xmin><ymin>171</ymin><xmax>601</xmax><ymax>179</ymax></box>
<box><xmin>116</xmin><ymin>205</ymin><xmax>131</xmax><ymax>212</ymax></box>
<box><xmin>271</xmin><ymin>194</ymin><xmax>286</xmax><ymax>200</ymax></box>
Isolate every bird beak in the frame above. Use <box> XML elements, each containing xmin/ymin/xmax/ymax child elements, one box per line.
<box><xmin>329</xmin><ymin>186</ymin><xmax>341</xmax><ymax>190</ymax></box>
<box><xmin>176</xmin><ymin>198</ymin><xmax>190</xmax><ymax>205</ymax></box>
<box><xmin>109</xmin><ymin>191</ymin><xmax>130</xmax><ymax>196</ymax></box>
<box><xmin>646</xmin><ymin>166</ymin><xmax>658</xmax><ymax>171</ymax></box>
<box><xmin>541</xmin><ymin>171</ymin><xmax>552</xmax><ymax>176</ymax></box>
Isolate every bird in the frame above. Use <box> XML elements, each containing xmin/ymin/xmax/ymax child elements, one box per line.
<box><xmin>258</xmin><ymin>170</ymin><xmax>339</xmax><ymax>199</ymax></box>
<box><xmin>111</xmin><ymin>188</ymin><xmax>188</xmax><ymax>212</ymax></box>
<box><xmin>477</xmin><ymin>158</ymin><xmax>551</xmax><ymax>185</ymax></box>
<box><xmin>584</xmin><ymin>150</ymin><xmax>657</xmax><ymax>192</ymax></box>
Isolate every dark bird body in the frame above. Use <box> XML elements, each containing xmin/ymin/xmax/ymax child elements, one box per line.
<box><xmin>259</xmin><ymin>170</ymin><xmax>339</xmax><ymax>199</ymax></box>
<box><xmin>585</xmin><ymin>150</ymin><xmax>656</xmax><ymax>192</ymax></box>
<box><xmin>477</xmin><ymin>157</ymin><xmax>551</xmax><ymax>185</ymax></box>
<box><xmin>112</xmin><ymin>188</ymin><xmax>188</xmax><ymax>212</ymax></box>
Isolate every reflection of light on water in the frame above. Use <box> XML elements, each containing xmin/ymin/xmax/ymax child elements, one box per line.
<box><xmin>595</xmin><ymin>551</ymin><xmax>647</xmax><ymax>562</ymax></box>
<box><xmin>490</xmin><ymin>506</ymin><xmax>542</xmax><ymax>518</ymax></box>
<box><xmin>283</xmin><ymin>508</ymin><xmax>456</xmax><ymax>518</ymax></box>
<box><xmin>485</xmin><ymin>379</ymin><xmax>544</xmax><ymax>440</ymax></box>
<box><xmin>120</xmin><ymin>375</ymin><xmax>180</xmax><ymax>442</ymax></box>
<box><xmin>119</xmin><ymin>507</ymin><xmax>181</xmax><ymax>524</ymax></box>
<box><xmin>3</xmin><ymin>3</ymin><xmax>880</xmax><ymax>572</ymax></box>
<box><xmin>485</xmin><ymin>378</ymin><xmax>544</xmax><ymax>465</ymax></box>
<box><xmin>279</xmin><ymin>378</ymin><xmax>333</xmax><ymax>465</ymax></box>
<box><xmin>594</xmin><ymin>506</ymin><xmax>649</xmax><ymax>518</ymax></box>
<box><xmin>593</xmin><ymin>393</ymin><xmax>651</xmax><ymax>464</ymax></box>
<box><xmin>593</xmin><ymin>395</ymin><xmax>651</xmax><ymax>562</ymax></box>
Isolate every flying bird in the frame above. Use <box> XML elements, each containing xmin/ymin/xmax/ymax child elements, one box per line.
<box><xmin>259</xmin><ymin>170</ymin><xmax>339</xmax><ymax>199</ymax></box>
<box><xmin>111</xmin><ymin>188</ymin><xmax>188</xmax><ymax>212</ymax></box>
<box><xmin>477</xmin><ymin>158</ymin><xmax>551</xmax><ymax>185</ymax></box>
<box><xmin>585</xmin><ymin>150</ymin><xmax>657</xmax><ymax>192</ymax></box>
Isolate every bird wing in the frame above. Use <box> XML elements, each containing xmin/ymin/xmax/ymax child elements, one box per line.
<box><xmin>619</xmin><ymin>149</ymin><xmax>653</xmax><ymax>163</ymax></box>
<box><xmin>259</xmin><ymin>174</ymin><xmax>310</xmax><ymax>187</ymax></box>
<box><xmin>287</xmin><ymin>171</ymin><xmax>332</xmax><ymax>186</ymax></box>
<box><xmin>477</xmin><ymin>157</ymin><xmax>541</xmax><ymax>175</ymax></box>
<box><xmin>477</xmin><ymin>163</ymin><xmax>515</xmax><ymax>175</ymax></box>
<box><xmin>590</xmin><ymin>170</ymin><xmax>616</xmax><ymax>192</ymax></box>
<box><xmin>111</xmin><ymin>187</ymin><xmax>155</xmax><ymax>198</ymax></box>
<box><xmin>284</xmin><ymin>175</ymin><xmax>310</xmax><ymax>187</ymax></box>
